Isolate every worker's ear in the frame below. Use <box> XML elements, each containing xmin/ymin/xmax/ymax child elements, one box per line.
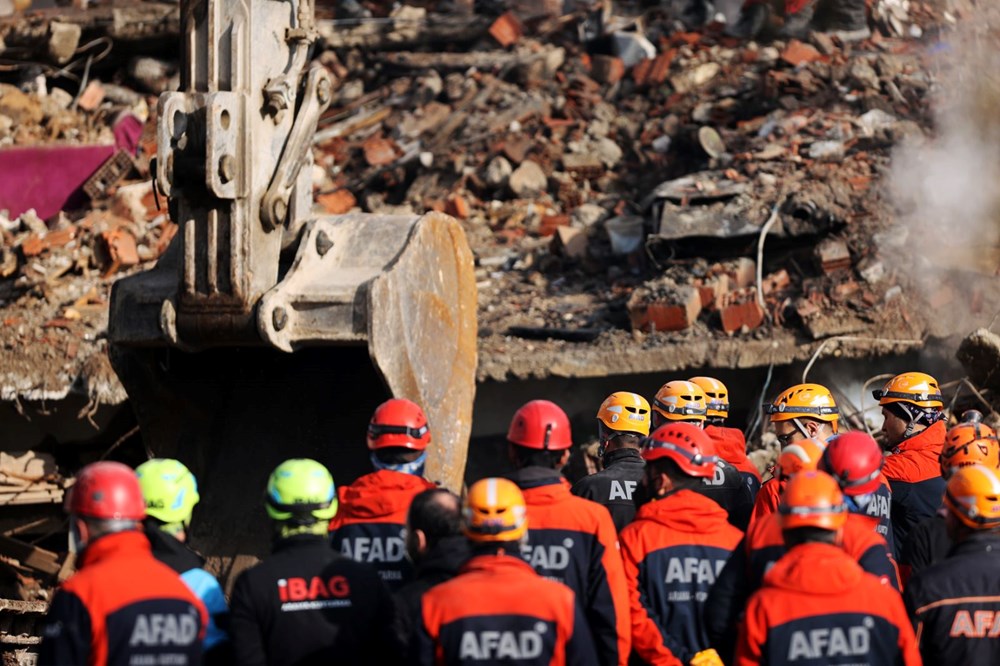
<box><xmin>415</xmin><ymin>528</ymin><xmax>427</xmax><ymax>555</ymax></box>
<box><xmin>558</xmin><ymin>450</ymin><xmax>570</xmax><ymax>468</ymax></box>
<box><xmin>653</xmin><ymin>471</ymin><xmax>673</xmax><ymax>498</ymax></box>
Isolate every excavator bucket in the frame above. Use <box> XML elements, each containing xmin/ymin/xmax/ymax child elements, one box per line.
<box><xmin>107</xmin><ymin>0</ymin><xmax>477</xmax><ymax>563</ymax></box>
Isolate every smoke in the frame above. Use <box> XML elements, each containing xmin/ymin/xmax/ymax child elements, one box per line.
<box><xmin>887</xmin><ymin>4</ymin><xmax>1000</xmax><ymax>328</ymax></box>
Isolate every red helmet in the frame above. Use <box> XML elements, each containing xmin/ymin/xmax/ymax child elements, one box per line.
<box><xmin>641</xmin><ymin>422</ymin><xmax>718</xmax><ymax>478</ymax></box>
<box><xmin>367</xmin><ymin>398</ymin><xmax>431</xmax><ymax>451</ymax></box>
<box><xmin>68</xmin><ymin>461</ymin><xmax>146</xmax><ymax>521</ymax></box>
<box><xmin>819</xmin><ymin>431</ymin><xmax>885</xmax><ymax>496</ymax></box>
<box><xmin>507</xmin><ymin>400</ymin><xmax>572</xmax><ymax>450</ymax></box>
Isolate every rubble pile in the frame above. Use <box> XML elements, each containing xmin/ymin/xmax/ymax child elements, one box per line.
<box><xmin>0</xmin><ymin>0</ymin><xmax>979</xmax><ymax>398</ymax></box>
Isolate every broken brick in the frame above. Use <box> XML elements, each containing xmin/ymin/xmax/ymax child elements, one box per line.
<box><xmin>781</xmin><ymin>40</ymin><xmax>824</xmax><ymax>67</ymax></box>
<box><xmin>539</xmin><ymin>214</ymin><xmax>569</xmax><ymax>237</ymax></box>
<box><xmin>627</xmin><ymin>286</ymin><xmax>701</xmax><ymax>333</ymax></box>
<box><xmin>19</xmin><ymin>227</ymin><xmax>78</xmax><ymax>257</ymax></box>
<box><xmin>830</xmin><ymin>279</ymin><xmax>860</xmax><ymax>301</ymax></box>
<box><xmin>316</xmin><ymin>189</ymin><xmax>357</xmax><ymax>215</ymax></box>
<box><xmin>562</xmin><ymin>154</ymin><xmax>604</xmax><ymax>180</ymax></box>
<box><xmin>590</xmin><ymin>55</ymin><xmax>626</xmax><ymax>85</ymax></box>
<box><xmin>816</xmin><ymin>238</ymin><xmax>851</xmax><ymax>274</ymax></box>
<box><xmin>698</xmin><ymin>274</ymin><xmax>730</xmax><ymax>311</ymax></box>
<box><xmin>362</xmin><ymin>136</ymin><xmax>401</xmax><ymax>167</ymax></box>
<box><xmin>488</xmin><ymin>12</ymin><xmax>523</xmax><ymax>48</ymax></box>
<box><xmin>100</xmin><ymin>228</ymin><xmax>140</xmax><ymax>272</ymax></box>
<box><xmin>77</xmin><ymin>80</ymin><xmax>105</xmax><ymax>111</ymax></box>
<box><xmin>721</xmin><ymin>300</ymin><xmax>765</xmax><ymax>333</ymax></box>
<box><xmin>446</xmin><ymin>194</ymin><xmax>470</xmax><ymax>220</ymax></box>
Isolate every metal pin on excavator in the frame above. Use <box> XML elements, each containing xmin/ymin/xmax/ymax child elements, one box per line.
<box><xmin>108</xmin><ymin>0</ymin><xmax>476</xmax><ymax>564</ymax></box>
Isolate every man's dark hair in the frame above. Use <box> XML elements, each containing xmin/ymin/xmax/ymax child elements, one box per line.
<box><xmin>782</xmin><ymin>526</ymin><xmax>838</xmax><ymax>548</ymax></box>
<box><xmin>647</xmin><ymin>457</ymin><xmax>702</xmax><ymax>491</ymax></box>
<box><xmin>408</xmin><ymin>489</ymin><xmax>461</xmax><ymax>546</ymax></box>
<box><xmin>374</xmin><ymin>447</ymin><xmax>422</xmax><ymax>465</ymax></box>
<box><xmin>509</xmin><ymin>445</ymin><xmax>566</xmax><ymax>470</ymax></box>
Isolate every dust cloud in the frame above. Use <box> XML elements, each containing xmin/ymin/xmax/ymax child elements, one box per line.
<box><xmin>886</xmin><ymin>2</ymin><xmax>1000</xmax><ymax>335</ymax></box>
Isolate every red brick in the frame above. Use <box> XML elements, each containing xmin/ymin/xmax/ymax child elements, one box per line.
<box><xmin>100</xmin><ymin>228</ymin><xmax>140</xmax><ymax>273</ymax></box>
<box><xmin>362</xmin><ymin>136</ymin><xmax>400</xmax><ymax>167</ymax></box>
<box><xmin>720</xmin><ymin>300</ymin><xmax>765</xmax><ymax>333</ymax></box>
<box><xmin>816</xmin><ymin>239</ymin><xmax>851</xmax><ymax>274</ymax></box>
<box><xmin>627</xmin><ymin>286</ymin><xmax>701</xmax><ymax>332</ymax></box>
<box><xmin>780</xmin><ymin>40</ymin><xmax>823</xmax><ymax>67</ymax></box>
<box><xmin>77</xmin><ymin>81</ymin><xmax>105</xmax><ymax>111</ymax></box>
<box><xmin>698</xmin><ymin>274</ymin><xmax>730</xmax><ymax>311</ymax></box>
<box><xmin>590</xmin><ymin>55</ymin><xmax>626</xmax><ymax>85</ymax></box>
<box><xmin>488</xmin><ymin>12</ymin><xmax>523</xmax><ymax>48</ymax></box>
<box><xmin>647</xmin><ymin>51</ymin><xmax>675</xmax><ymax>85</ymax></box>
<box><xmin>445</xmin><ymin>194</ymin><xmax>470</xmax><ymax>220</ymax></box>
<box><xmin>538</xmin><ymin>214</ymin><xmax>569</xmax><ymax>237</ymax></box>
<box><xmin>830</xmin><ymin>279</ymin><xmax>860</xmax><ymax>301</ymax></box>
<box><xmin>316</xmin><ymin>189</ymin><xmax>357</xmax><ymax>215</ymax></box>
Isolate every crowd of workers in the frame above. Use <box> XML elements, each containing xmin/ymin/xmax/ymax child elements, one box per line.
<box><xmin>36</xmin><ymin>371</ymin><xmax>1000</xmax><ymax>665</ymax></box>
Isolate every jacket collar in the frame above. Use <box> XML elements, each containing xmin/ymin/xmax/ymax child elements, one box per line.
<box><xmin>80</xmin><ymin>530</ymin><xmax>150</xmax><ymax>568</ymax></box>
<box><xmin>415</xmin><ymin>535</ymin><xmax>471</xmax><ymax>577</ymax></box>
<box><xmin>143</xmin><ymin>522</ymin><xmax>204</xmax><ymax>574</ymax></box>
<box><xmin>949</xmin><ymin>531</ymin><xmax>1000</xmax><ymax>558</ymax></box>
<box><xmin>893</xmin><ymin>420</ymin><xmax>946</xmax><ymax>454</ymax></box>
<box><xmin>602</xmin><ymin>447</ymin><xmax>644</xmax><ymax>468</ymax></box>
<box><xmin>461</xmin><ymin>552</ymin><xmax>535</xmax><ymax>576</ymax></box>
<box><xmin>508</xmin><ymin>466</ymin><xmax>564</xmax><ymax>490</ymax></box>
<box><xmin>272</xmin><ymin>532</ymin><xmax>331</xmax><ymax>554</ymax></box>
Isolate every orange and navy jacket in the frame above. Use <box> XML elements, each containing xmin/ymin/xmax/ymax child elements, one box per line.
<box><xmin>328</xmin><ymin>469</ymin><xmax>435</xmax><ymax>590</ymax></box>
<box><xmin>736</xmin><ymin>542</ymin><xmax>921</xmax><ymax>666</ymax></box>
<box><xmin>904</xmin><ymin>532</ymin><xmax>1000</xmax><ymax>664</ymax></box>
<box><xmin>850</xmin><ymin>472</ymin><xmax>896</xmax><ymax>558</ymax></box>
<box><xmin>705</xmin><ymin>425</ymin><xmax>762</xmax><ymax>491</ymax></box>
<box><xmin>415</xmin><ymin>553</ymin><xmax>598</xmax><ymax>665</ymax></box>
<box><xmin>706</xmin><ymin>511</ymin><xmax>899</xmax><ymax>661</ymax></box>
<box><xmin>749</xmin><ymin>477</ymin><xmax>782</xmax><ymax>529</ymax></box>
<box><xmin>882</xmin><ymin>421</ymin><xmax>947</xmax><ymax>556</ymax></box>
<box><xmin>511</xmin><ymin>468</ymin><xmax>630</xmax><ymax>665</ymax></box>
<box><xmin>38</xmin><ymin>531</ymin><xmax>207</xmax><ymax>666</ymax></box>
<box><xmin>619</xmin><ymin>489</ymin><xmax>743</xmax><ymax>665</ymax></box>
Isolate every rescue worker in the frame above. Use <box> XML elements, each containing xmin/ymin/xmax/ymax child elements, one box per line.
<box><xmin>655</xmin><ymin>380</ymin><xmax>754</xmax><ymax>530</ymax></box>
<box><xmin>690</xmin><ymin>376</ymin><xmax>762</xmax><ymax>497</ymax></box>
<box><xmin>394</xmin><ymin>488</ymin><xmax>469</xmax><ymax>647</ymax></box>
<box><xmin>39</xmin><ymin>461</ymin><xmax>207</xmax><ymax>666</ymax></box>
<box><xmin>229</xmin><ymin>458</ymin><xmax>401</xmax><ymax>665</ymax></box>
<box><xmin>735</xmin><ymin>471</ymin><xmax>920</xmax><ymax>666</ymax></box>
<box><xmin>904</xmin><ymin>464</ymin><xmax>1000</xmax><ymax>664</ymax></box>
<box><xmin>900</xmin><ymin>411</ymin><xmax>999</xmax><ymax>579</ymax></box>
<box><xmin>818</xmin><ymin>431</ymin><xmax>896</xmax><ymax>557</ymax></box>
<box><xmin>329</xmin><ymin>398</ymin><xmax>436</xmax><ymax>590</ymax></box>
<box><xmin>755</xmin><ymin>383</ymin><xmax>839</xmax><ymax>524</ymax></box>
<box><xmin>414</xmin><ymin>477</ymin><xmax>598</xmax><ymax>664</ymax></box>
<box><xmin>873</xmin><ymin>371</ymin><xmax>947</xmax><ymax>554</ymax></box>
<box><xmin>506</xmin><ymin>399</ymin><xmax>631</xmax><ymax>665</ymax></box>
<box><xmin>706</xmin><ymin>437</ymin><xmax>832</xmax><ymax>660</ymax></box>
<box><xmin>571</xmin><ymin>391</ymin><xmax>651</xmax><ymax>531</ymax></box>
<box><xmin>620</xmin><ymin>421</ymin><xmax>741</xmax><ymax>665</ymax></box>
<box><xmin>135</xmin><ymin>458</ymin><xmax>230</xmax><ymax>661</ymax></box>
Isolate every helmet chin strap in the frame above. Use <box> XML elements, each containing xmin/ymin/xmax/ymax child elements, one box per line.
<box><xmin>792</xmin><ymin>418</ymin><xmax>811</xmax><ymax>439</ymax></box>
<box><xmin>371</xmin><ymin>450</ymin><xmax>427</xmax><ymax>477</ymax></box>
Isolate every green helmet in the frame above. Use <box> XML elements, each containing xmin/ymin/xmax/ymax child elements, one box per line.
<box><xmin>265</xmin><ymin>459</ymin><xmax>338</xmax><ymax>524</ymax></box>
<box><xmin>135</xmin><ymin>458</ymin><xmax>200</xmax><ymax>532</ymax></box>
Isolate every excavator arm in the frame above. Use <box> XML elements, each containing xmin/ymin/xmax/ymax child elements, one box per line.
<box><xmin>108</xmin><ymin>0</ymin><xmax>476</xmax><ymax>562</ymax></box>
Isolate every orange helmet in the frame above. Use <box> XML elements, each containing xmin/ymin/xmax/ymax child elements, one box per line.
<box><xmin>463</xmin><ymin>478</ymin><xmax>528</xmax><ymax>542</ymax></box>
<box><xmin>765</xmin><ymin>384</ymin><xmax>839</xmax><ymax>432</ymax></box>
<box><xmin>652</xmin><ymin>381</ymin><xmax>708</xmax><ymax>423</ymax></box>
<box><xmin>941</xmin><ymin>415</ymin><xmax>1000</xmax><ymax>478</ymax></box>
<box><xmin>777</xmin><ymin>437</ymin><xmax>828</xmax><ymax>481</ymax></box>
<box><xmin>689</xmin><ymin>376</ymin><xmax>729</xmax><ymax>420</ymax></box>
<box><xmin>641</xmin><ymin>422</ymin><xmax>718</xmax><ymax>478</ymax></box>
<box><xmin>778</xmin><ymin>470</ymin><xmax>848</xmax><ymax>531</ymax></box>
<box><xmin>597</xmin><ymin>392</ymin><xmax>652</xmax><ymax>436</ymax></box>
<box><xmin>507</xmin><ymin>400</ymin><xmax>572</xmax><ymax>450</ymax></box>
<box><xmin>872</xmin><ymin>372</ymin><xmax>944</xmax><ymax>409</ymax></box>
<box><xmin>943</xmin><ymin>464</ymin><xmax>1000</xmax><ymax>530</ymax></box>
<box><xmin>367</xmin><ymin>398</ymin><xmax>431</xmax><ymax>451</ymax></box>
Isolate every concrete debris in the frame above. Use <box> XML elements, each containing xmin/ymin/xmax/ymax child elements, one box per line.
<box><xmin>0</xmin><ymin>0</ymin><xmax>962</xmax><ymax>395</ymax></box>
